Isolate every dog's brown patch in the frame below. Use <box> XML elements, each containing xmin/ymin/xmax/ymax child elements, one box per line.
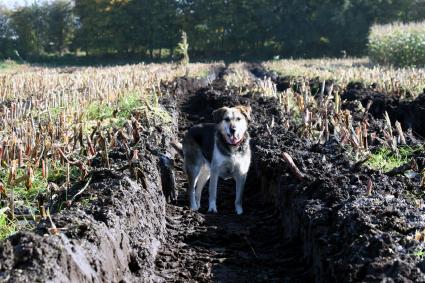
<box><xmin>235</xmin><ymin>105</ymin><xmax>252</xmax><ymax>121</ymax></box>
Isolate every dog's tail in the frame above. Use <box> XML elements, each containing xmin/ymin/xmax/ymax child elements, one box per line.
<box><xmin>171</xmin><ymin>139</ymin><xmax>183</xmax><ymax>156</ymax></box>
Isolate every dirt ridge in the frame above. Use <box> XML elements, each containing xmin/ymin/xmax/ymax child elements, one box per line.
<box><xmin>0</xmin><ymin>98</ymin><xmax>180</xmax><ymax>282</ymax></box>
<box><xmin>1</xmin><ymin>66</ymin><xmax>424</xmax><ymax>282</ymax></box>
<box><xmin>155</xmin><ymin>69</ymin><xmax>425</xmax><ymax>282</ymax></box>
<box><xmin>248</xmin><ymin>64</ymin><xmax>425</xmax><ymax>281</ymax></box>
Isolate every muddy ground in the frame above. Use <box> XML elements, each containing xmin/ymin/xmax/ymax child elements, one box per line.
<box><xmin>0</xmin><ymin>65</ymin><xmax>425</xmax><ymax>282</ymax></box>
<box><xmin>155</xmin><ymin>74</ymin><xmax>312</xmax><ymax>282</ymax></box>
<box><xmin>155</xmin><ymin>67</ymin><xmax>425</xmax><ymax>282</ymax></box>
<box><xmin>0</xmin><ymin>97</ymin><xmax>179</xmax><ymax>282</ymax></box>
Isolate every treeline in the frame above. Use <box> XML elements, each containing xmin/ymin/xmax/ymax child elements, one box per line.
<box><xmin>1</xmin><ymin>0</ymin><xmax>425</xmax><ymax>61</ymax></box>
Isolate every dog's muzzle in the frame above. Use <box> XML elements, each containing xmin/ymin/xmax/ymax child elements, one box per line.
<box><xmin>226</xmin><ymin>132</ymin><xmax>243</xmax><ymax>146</ymax></box>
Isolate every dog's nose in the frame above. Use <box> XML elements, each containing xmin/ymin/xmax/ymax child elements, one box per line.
<box><xmin>229</xmin><ymin>128</ymin><xmax>236</xmax><ymax>134</ymax></box>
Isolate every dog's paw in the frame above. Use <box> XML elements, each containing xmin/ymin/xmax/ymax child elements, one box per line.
<box><xmin>208</xmin><ymin>203</ymin><xmax>217</xmax><ymax>213</ymax></box>
<box><xmin>191</xmin><ymin>205</ymin><xmax>199</xmax><ymax>211</ymax></box>
<box><xmin>235</xmin><ymin>205</ymin><xmax>243</xmax><ymax>215</ymax></box>
<box><xmin>190</xmin><ymin>201</ymin><xmax>199</xmax><ymax>211</ymax></box>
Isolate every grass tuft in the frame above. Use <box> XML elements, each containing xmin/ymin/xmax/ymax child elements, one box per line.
<box><xmin>366</xmin><ymin>146</ymin><xmax>420</xmax><ymax>172</ymax></box>
<box><xmin>0</xmin><ymin>208</ymin><xmax>15</xmax><ymax>240</ymax></box>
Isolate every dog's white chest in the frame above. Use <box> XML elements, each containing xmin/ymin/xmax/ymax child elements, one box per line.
<box><xmin>211</xmin><ymin>144</ymin><xmax>251</xmax><ymax>180</ymax></box>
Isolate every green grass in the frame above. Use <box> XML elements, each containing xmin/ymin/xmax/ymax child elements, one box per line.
<box><xmin>1</xmin><ymin>163</ymin><xmax>80</xmax><ymax>210</ymax></box>
<box><xmin>10</xmin><ymin>169</ymin><xmax>48</xmax><ymax>210</ymax></box>
<box><xmin>34</xmin><ymin>91</ymin><xmax>174</xmax><ymax>140</ymax></box>
<box><xmin>85</xmin><ymin>91</ymin><xmax>144</xmax><ymax>125</ymax></box>
<box><xmin>85</xmin><ymin>91</ymin><xmax>172</xmax><ymax>130</ymax></box>
<box><xmin>79</xmin><ymin>195</ymin><xmax>98</xmax><ymax>208</ymax></box>
<box><xmin>413</xmin><ymin>248</ymin><xmax>425</xmax><ymax>258</ymax></box>
<box><xmin>0</xmin><ymin>89</ymin><xmax>173</xmax><ymax>241</ymax></box>
<box><xmin>366</xmin><ymin>146</ymin><xmax>421</xmax><ymax>172</ymax></box>
<box><xmin>46</xmin><ymin>162</ymin><xmax>81</xmax><ymax>184</ymax></box>
<box><xmin>0</xmin><ymin>161</ymin><xmax>81</xmax><ymax>240</ymax></box>
<box><xmin>0</xmin><ymin>208</ymin><xmax>15</xmax><ymax>240</ymax></box>
<box><xmin>86</xmin><ymin>102</ymin><xmax>115</xmax><ymax>121</ymax></box>
<box><xmin>0</xmin><ymin>60</ymin><xmax>18</xmax><ymax>70</ymax></box>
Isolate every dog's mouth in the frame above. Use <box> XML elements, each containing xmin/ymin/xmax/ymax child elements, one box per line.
<box><xmin>226</xmin><ymin>133</ymin><xmax>242</xmax><ymax>145</ymax></box>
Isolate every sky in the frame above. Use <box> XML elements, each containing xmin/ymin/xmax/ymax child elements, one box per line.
<box><xmin>3</xmin><ymin>0</ymin><xmax>29</xmax><ymax>8</ymax></box>
<box><xmin>2</xmin><ymin>0</ymin><xmax>49</xmax><ymax>8</ymax></box>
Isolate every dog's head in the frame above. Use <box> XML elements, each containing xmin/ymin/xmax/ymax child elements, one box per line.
<box><xmin>212</xmin><ymin>105</ymin><xmax>252</xmax><ymax>146</ymax></box>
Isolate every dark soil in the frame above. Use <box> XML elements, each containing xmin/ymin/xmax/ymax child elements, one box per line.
<box><xmin>250</xmin><ymin>63</ymin><xmax>425</xmax><ymax>139</ymax></box>
<box><xmin>1</xmin><ymin>65</ymin><xmax>425</xmax><ymax>283</ymax></box>
<box><xmin>342</xmin><ymin>82</ymin><xmax>425</xmax><ymax>138</ymax></box>
<box><xmin>0</xmin><ymin>99</ymin><xmax>179</xmax><ymax>282</ymax></box>
<box><xmin>155</xmin><ymin>75</ymin><xmax>312</xmax><ymax>282</ymax></box>
<box><xmin>247</xmin><ymin>64</ymin><xmax>425</xmax><ymax>282</ymax></box>
<box><xmin>155</xmin><ymin>67</ymin><xmax>425</xmax><ymax>282</ymax></box>
<box><xmin>249</xmin><ymin>64</ymin><xmax>335</xmax><ymax>94</ymax></box>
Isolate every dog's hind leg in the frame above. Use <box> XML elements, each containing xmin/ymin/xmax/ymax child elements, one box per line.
<box><xmin>186</xmin><ymin>166</ymin><xmax>202</xmax><ymax>211</ymax></box>
<box><xmin>235</xmin><ymin>174</ymin><xmax>247</xmax><ymax>215</ymax></box>
<box><xmin>195</xmin><ymin>165</ymin><xmax>210</xmax><ymax>209</ymax></box>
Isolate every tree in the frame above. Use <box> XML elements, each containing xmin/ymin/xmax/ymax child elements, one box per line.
<box><xmin>4</xmin><ymin>0</ymin><xmax>425</xmax><ymax>60</ymax></box>
<box><xmin>0</xmin><ymin>6</ymin><xmax>16</xmax><ymax>59</ymax></box>
<box><xmin>73</xmin><ymin>0</ymin><xmax>111</xmax><ymax>55</ymax></box>
<box><xmin>45</xmin><ymin>0</ymin><xmax>75</xmax><ymax>54</ymax></box>
<box><xmin>10</xmin><ymin>4</ymin><xmax>48</xmax><ymax>57</ymax></box>
<box><xmin>126</xmin><ymin>0</ymin><xmax>180</xmax><ymax>58</ymax></box>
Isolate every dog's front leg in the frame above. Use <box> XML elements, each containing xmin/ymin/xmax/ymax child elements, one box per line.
<box><xmin>235</xmin><ymin>174</ymin><xmax>247</xmax><ymax>215</ymax></box>
<box><xmin>208</xmin><ymin>170</ymin><xmax>219</xmax><ymax>213</ymax></box>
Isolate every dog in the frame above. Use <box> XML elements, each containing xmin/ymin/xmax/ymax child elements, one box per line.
<box><xmin>180</xmin><ymin>105</ymin><xmax>252</xmax><ymax>215</ymax></box>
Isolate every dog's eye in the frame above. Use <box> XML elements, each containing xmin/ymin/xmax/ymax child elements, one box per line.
<box><xmin>236</xmin><ymin>117</ymin><xmax>241</xmax><ymax>121</ymax></box>
<box><xmin>225</xmin><ymin>117</ymin><xmax>231</xmax><ymax>122</ymax></box>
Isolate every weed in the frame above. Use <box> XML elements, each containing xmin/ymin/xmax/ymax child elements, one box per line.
<box><xmin>366</xmin><ymin>146</ymin><xmax>421</xmax><ymax>172</ymax></box>
<box><xmin>177</xmin><ymin>31</ymin><xmax>190</xmax><ymax>76</ymax></box>
<box><xmin>369</xmin><ymin>21</ymin><xmax>425</xmax><ymax>67</ymax></box>
<box><xmin>0</xmin><ymin>207</ymin><xmax>15</xmax><ymax>240</ymax></box>
<box><xmin>413</xmin><ymin>247</ymin><xmax>425</xmax><ymax>258</ymax></box>
<box><xmin>86</xmin><ymin>102</ymin><xmax>115</xmax><ymax>121</ymax></box>
<box><xmin>118</xmin><ymin>92</ymin><xmax>144</xmax><ymax>118</ymax></box>
<box><xmin>79</xmin><ymin>195</ymin><xmax>98</xmax><ymax>207</ymax></box>
<box><xmin>48</xmin><ymin>161</ymin><xmax>81</xmax><ymax>184</ymax></box>
<box><xmin>0</xmin><ymin>60</ymin><xmax>19</xmax><ymax>70</ymax></box>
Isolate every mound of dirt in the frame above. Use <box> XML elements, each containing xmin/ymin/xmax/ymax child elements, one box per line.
<box><xmin>246</xmin><ymin>67</ymin><xmax>425</xmax><ymax>281</ymax></box>
<box><xmin>254</xmin><ymin>127</ymin><xmax>425</xmax><ymax>281</ymax></box>
<box><xmin>342</xmin><ymin>82</ymin><xmax>425</xmax><ymax>138</ymax></box>
<box><xmin>1</xmin><ymin>66</ymin><xmax>424</xmax><ymax>282</ymax></box>
<box><xmin>0</xmin><ymin>99</ymin><xmax>179</xmax><ymax>282</ymax></box>
<box><xmin>1</xmin><ymin>172</ymin><xmax>165</xmax><ymax>282</ymax></box>
<box><xmin>250</xmin><ymin>64</ymin><xmax>425</xmax><ymax>138</ymax></box>
<box><xmin>158</xmin><ymin>71</ymin><xmax>425</xmax><ymax>282</ymax></box>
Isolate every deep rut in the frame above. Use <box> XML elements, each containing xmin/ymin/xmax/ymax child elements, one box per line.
<box><xmin>155</xmin><ymin>73</ymin><xmax>312</xmax><ymax>282</ymax></box>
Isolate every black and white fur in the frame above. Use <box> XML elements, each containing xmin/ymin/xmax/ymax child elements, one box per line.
<box><xmin>181</xmin><ymin>106</ymin><xmax>251</xmax><ymax>215</ymax></box>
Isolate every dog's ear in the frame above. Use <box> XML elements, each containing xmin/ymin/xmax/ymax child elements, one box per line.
<box><xmin>212</xmin><ymin>107</ymin><xmax>228</xmax><ymax>123</ymax></box>
<box><xmin>236</xmin><ymin>105</ymin><xmax>252</xmax><ymax>122</ymax></box>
